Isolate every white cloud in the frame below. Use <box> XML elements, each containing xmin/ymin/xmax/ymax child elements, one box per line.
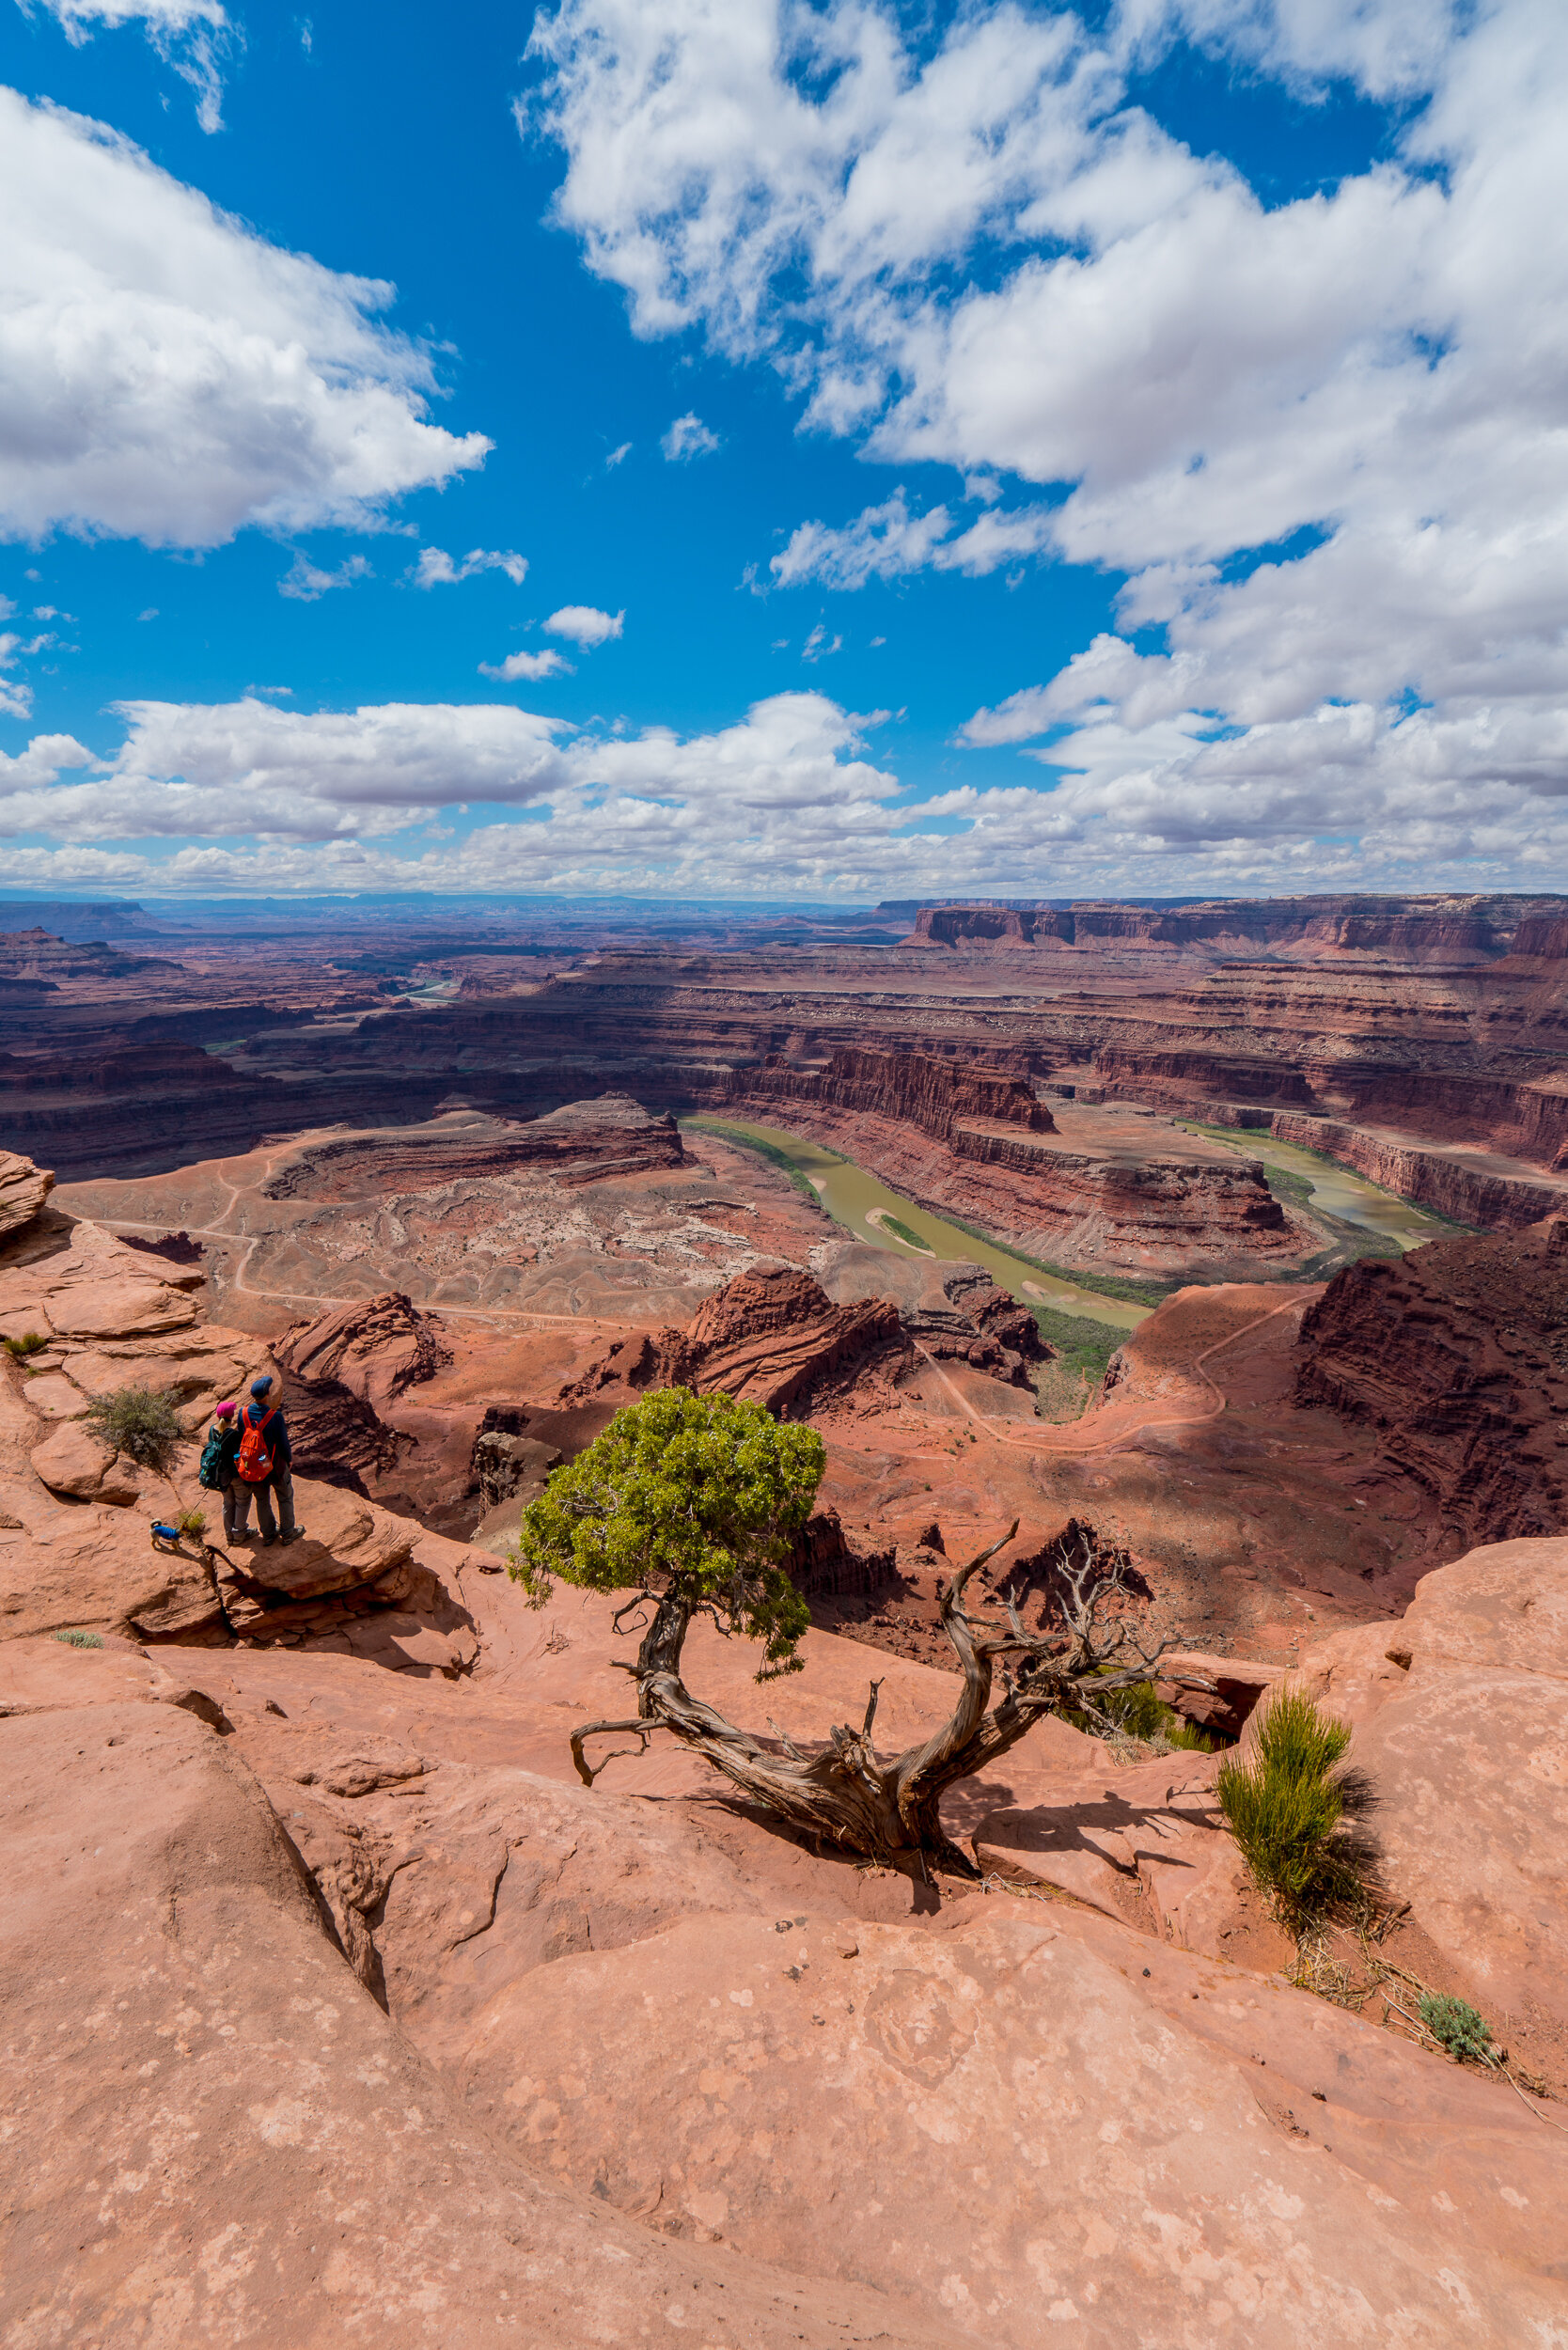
<box><xmin>801</xmin><ymin>621</ymin><xmax>840</xmax><ymax>663</ymax></box>
<box><xmin>606</xmin><ymin>440</ymin><xmax>632</xmax><ymax>467</ymax></box>
<box><xmin>661</xmin><ymin>413</ymin><xmax>720</xmax><ymax>462</ymax></box>
<box><xmin>8</xmin><ymin>675</ymin><xmax>1568</xmax><ymax>897</ymax></box>
<box><xmin>0</xmin><ymin>87</ymin><xmax>490</xmax><ymax>549</ymax></box>
<box><xmin>478</xmin><ymin>649</ymin><xmax>574</xmax><ymax>681</ymax></box>
<box><xmin>529</xmin><ymin>0</ymin><xmax>1568</xmax><ymax>886</ymax></box>
<box><xmin>278</xmin><ymin>552</ymin><xmax>372</xmax><ymax>602</ymax></box>
<box><xmin>544</xmin><ymin>603</ymin><xmax>623</xmax><ymax>647</ymax></box>
<box><xmin>24</xmin><ymin>0</ymin><xmax>233</xmax><ymax>133</ymax></box>
<box><xmin>772</xmin><ymin>489</ymin><xmax>1057</xmax><ymax>588</ymax></box>
<box><xmin>414</xmin><ymin>545</ymin><xmax>528</xmax><ymax>588</ymax></box>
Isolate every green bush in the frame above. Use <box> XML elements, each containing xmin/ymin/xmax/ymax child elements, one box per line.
<box><xmin>176</xmin><ymin>1504</ymin><xmax>207</xmax><ymax>1540</ymax></box>
<box><xmin>1217</xmin><ymin>1688</ymin><xmax>1364</xmax><ymax>1933</ymax></box>
<box><xmin>1070</xmin><ymin>1675</ymin><xmax>1219</xmax><ymax>1753</ymax></box>
<box><xmin>83</xmin><ymin>1384</ymin><xmax>183</xmax><ymax>1471</ymax></box>
<box><xmin>878</xmin><ymin>1212</ymin><xmax>933</xmax><ymax>1253</ymax></box>
<box><xmin>1029</xmin><ymin>1304</ymin><xmax>1126</xmax><ymax>1386</ymax></box>
<box><xmin>1419</xmin><ymin>1993</ymin><xmax>1497</xmax><ymax>2064</ymax></box>
<box><xmin>55</xmin><ymin>1629</ymin><xmax>104</xmax><ymax>1650</ymax></box>
<box><xmin>510</xmin><ymin>1386</ymin><xmax>824</xmax><ymax>1679</ymax></box>
<box><xmin>3</xmin><ymin>1331</ymin><xmax>48</xmax><ymax>1358</ymax></box>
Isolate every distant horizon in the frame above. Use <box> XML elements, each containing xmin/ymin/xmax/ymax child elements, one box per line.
<box><xmin>6</xmin><ymin>885</ymin><xmax>1568</xmax><ymax>924</ymax></box>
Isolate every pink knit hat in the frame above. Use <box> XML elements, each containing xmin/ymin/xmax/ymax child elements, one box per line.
<box><xmin>214</xmin><ymin>1399</ymin><xmax>237</xmax><ymax>1418</ymax></box>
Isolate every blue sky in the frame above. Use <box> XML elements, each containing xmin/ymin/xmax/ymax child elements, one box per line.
<box><xmin>2</xmin><ymin>0</ymin><xmax>1566</xmax><ymax>901</ymax></box>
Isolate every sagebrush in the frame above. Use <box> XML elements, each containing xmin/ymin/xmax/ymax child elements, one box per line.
<box><xmin>1419</xmin><ymin>1993</ymin><xmax>1497</xmax><ymax>2064</ymax></box>
<box><xmin>84</xmin><ymin>1385</ymin><xmax>183</xmax><ymax>1471</ymax></box>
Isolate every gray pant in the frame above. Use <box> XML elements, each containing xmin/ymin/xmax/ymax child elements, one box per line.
<box><xmin>254</xmin><ymin>1465</ymin><xmax>296</xmax><ymax>1542</ymax></box>
<box><xmin>222</xmin><ymin>1477</ymin><xmax>250</xmax><ymax>1542</ymax></box>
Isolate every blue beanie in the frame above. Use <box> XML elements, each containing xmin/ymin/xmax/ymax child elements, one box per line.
<box><xmin>250</xmin><ymin>1374</ymin><xmax>274</xmax><ymax>1398</ymax></box>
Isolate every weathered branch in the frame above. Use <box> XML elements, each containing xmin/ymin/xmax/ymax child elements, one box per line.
<box><xmin>565</xmin><ymin>1518</ymin><xmax>1205</xmax><ymax>1877</ymax></box>
<box><xmin>570</xmin><ymin>1716</ymin><xmax>660</xmax><ymax>1786</ymax></box>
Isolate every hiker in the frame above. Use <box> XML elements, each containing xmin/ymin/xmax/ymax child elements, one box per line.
<box><xmin>197</xmin><ymin>1398</ymin><xmax>247</xmax><ymax>1543</ymax></box>
<box><xmin>235</xmin><ymin>1373</ymin><xmax>302</xmax><ymax>1546</ymax></box>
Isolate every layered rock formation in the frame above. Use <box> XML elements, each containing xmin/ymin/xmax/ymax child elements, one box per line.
<box><xmin>277</xmin><ymin>1290</ymin><xmax>451</xmax><ymax>1411</ymax></box>
<box><xmin>562</xmin><ymin>1265</ymin><xmax>912</xmax><ymax>1419</ymax></box>
<box><xmin>1295</xmin><ymin>1216</ymin><xmax>1568</xmax><ymax>1550</ymax></box>
<box><xmin>0</xmin><ymin>1150</ymin><xmax>53</xmax><ymax>1237</ymax></box>
<box><xmin>751</xmin><ymin>1042</ymin><xmax>1055</xmax><ymax>1139</ymax></box>
<box><xmin>907</xmin><ymin>1266</ymin><xmax>1048</xmax><ymax>1386</ymax></box>
<box><xmin>263</xmin><ymin>1091</ymin><xmax>685</xmax><ymax>1200</ymax></box>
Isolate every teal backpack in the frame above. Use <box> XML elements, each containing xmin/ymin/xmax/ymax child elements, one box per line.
<box><xmin>197</xmin><ymin>1423</ymin><xmax>232</xmax><ymax>1491</ymax></box>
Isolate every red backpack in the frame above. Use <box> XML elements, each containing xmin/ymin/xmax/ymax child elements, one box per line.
<box><xmin>236</xmin><ymin>1406</ymin><xmax>278</xmax><ymax>1483</ymax></box>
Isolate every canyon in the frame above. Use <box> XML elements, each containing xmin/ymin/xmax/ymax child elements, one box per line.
<box><xmin>8</xmin><ymin>888</ymin><xmax>1568</xmax><ymax>2341</ymax></box>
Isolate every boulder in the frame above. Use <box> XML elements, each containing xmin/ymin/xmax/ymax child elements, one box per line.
<box><xmin>275</xmin><ymin>1290</ymin><xmax>451</xmax><ymax>1414</ymax></box>
<box><xmin>215</xmin><ymin>1481</ymin><xmax>416</xmax><ymax>1632</ymax></box>
<box><xmin>27</xmin><ymin>1420</ymin><xmax>139</xmax><ymax>1505</ymax></box>
<box><xmin>0</xmin><ymin>1151</ymin><xmax>53</xmax><ymax>1238</ymax></box>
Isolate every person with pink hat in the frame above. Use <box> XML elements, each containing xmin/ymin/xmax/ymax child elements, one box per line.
<box><xmin>196</xmin><ymin>1397</ymin><xmax>248</xmax><ymax>1543</ymax></box>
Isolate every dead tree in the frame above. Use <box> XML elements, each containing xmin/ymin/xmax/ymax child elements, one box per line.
<box><xmin>571</xmin><ymin>1523</ymin><xmax>1202</xmax><ymax>1877</ymax></box>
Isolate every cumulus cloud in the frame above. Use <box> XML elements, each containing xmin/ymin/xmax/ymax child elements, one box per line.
<box><xmin>414</xmin><ymin>545</ymin><xmax>528</xmax><ymax>588</ymax></box>
<box><xmin>0</xmin><ymin>87</ymin><xmax>491</xmax><ymax>548</ymax></box>
<box><xmin>24</xmin><ymin>0</ymin><xmax>234</xmax><ymax>132</ymax></box>
<box><xmin>661</xmin><ymin>413</ymin><xmax>720</xmax><ymax>462</ymax></box>
<box><xmin>527</xmin><ymin>0</ymin><xmax>1568</xmax><ymax>886</ymax></box>
<box><xmin>9</xmin><ymin>676</ymin><xmax>1568</xmax><ymax>897</ymax></box>
<box><xmin>544</xmin><ymin>603</ymin><xmax>623</xmax><ymax>647</ymax></box>
<box><xmin>478</xmin><ymin>649</ymin><xmax>574</xmax><ymax>682</ymax></box>
<box><xmin>278</xmin><ymin>553</ymin><xmax>372</xmax><ymax>602</ymax></box>
<box><xmin>771</xmin><ymin>490</ymin><xmax>1055</xmax><ymax>589</ymax></box>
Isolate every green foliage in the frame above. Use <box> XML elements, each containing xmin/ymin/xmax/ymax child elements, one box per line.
<box><xmin>510</xmin><ymin>1387</ymin><xmax>825</xmax><ymax>1678</ymax></box>
<box><xmin>682</xmin><ymin>1119</ymin><xmax>840</xmax><ymax>1207</ymax></box>
<box><xmin>83</xmin><ymin>1384</ymin><xmax>183</xmax><ymax>1471</ymax></box>
<box><xmin>176</xmin><ymin>1505</ymin><xmax>207</xmax><ymax>1540</ymax></box>
<box><xmin>1419</xmin><ymin>1993</ymin><xmax>1497</xmax><ymax>2064</ymax></box>
<box><xmin>1217</xmin><ymin>1689</ymin><xmax>1364</xmax><ymax>1934</ymax></box>
<box><xmin>932</xmin><ymin>1212</ymin><xmax>1171</xmax><ymax>1306</ymax></box>
<box><xmin>55</xmin><ymin>1629</ymin><xmax>104</xmax><ymax>1649</ymax></box>
<box><xmin>1029</xmin><ymin>1304</ymin><xmax>1125</xmax><ymax>1386</ymax></box>
<box><xmin>3</xmin><ymin>1330</ymin><xmax>48</xmax><ymax>1358</ymax></box>
<box><xmin>1070</xmin><ymin>1675</ymin><xmax>1219</xmax><ymax>1752</ymax></box>
<box><xmin>877</xmin><ymin>1212</ymin><xmax>933</xmax><ymax>1253</ymax></box>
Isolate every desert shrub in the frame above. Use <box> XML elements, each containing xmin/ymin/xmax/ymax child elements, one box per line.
<box><xmin>3</xmin><ymin>1330</ymin><xmax>48</xmax><ymax>1358</ymax></box>
<box><xmin>1217</xmin><ymin>1688</ymin><xmax>1365</xmax><ymax>1933</ymax></box>
<box><xmin>55</xmin><ymin>1629</ymin><xmax>104</xmax><ymax>1649</ymax></box>
<box><xmin>1419</xmin><ymin>1993</ymin><xmax>1497</xmax><ymax>2064</ymax></box>
<box><xmin>1069</xmin><ymin>1675</ymin><xmax>1219</xmax><ymax>1754</ymax></box>
<box><xmin>84</xmin><ymin>1384</ymin><xmax>183</xmax><ymax>1471</ymax></box>
<box><xmin>176</xmin><ymin>1504</ymin><xmax>207</xmax><ymax>1540</ymax></box>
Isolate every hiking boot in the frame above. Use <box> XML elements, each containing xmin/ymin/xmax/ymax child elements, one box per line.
<box><xmin>259</xmin><ymin>1534</ymin><xmax>277</xmax><ymax>1546</ymax></box>
<box><xmin>281</xmin><ymin>1528</ymin><xmax>304</xmax><ymax>1543</ymax></box>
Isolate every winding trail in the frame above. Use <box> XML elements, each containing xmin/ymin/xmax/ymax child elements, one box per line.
<box><xmin>912</xmin><ymin>1291</ymin><xmax>1308</xmax><ymax>1463</ymax></box>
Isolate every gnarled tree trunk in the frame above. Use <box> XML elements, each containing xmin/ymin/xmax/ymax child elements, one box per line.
<box><xmin>571</xmin><ymin>1527</ymin><xmax>1200</xmax><ymax>1877</ymax></box>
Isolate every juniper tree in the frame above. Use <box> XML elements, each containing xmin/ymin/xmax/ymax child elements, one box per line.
<box><xmin>514</xmin><ymin>1386</ymin><xmax>1188</xmax><ymax>1878</ymax></box>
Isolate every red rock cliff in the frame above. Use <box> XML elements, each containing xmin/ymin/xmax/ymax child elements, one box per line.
<box><xmin>752</xmin><ymin>1045</ymin><xmax>1055</xmax><ymax>1142</ymax></box>
<box><xmin>1295</xmin><ymin>1219</ymin><xmax>1568</xmax><ymax>1548</ymax></box>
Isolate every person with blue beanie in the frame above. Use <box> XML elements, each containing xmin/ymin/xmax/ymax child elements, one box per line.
<box><xmin>234</xmin><ymin>1372</ymin><xmax>301</xmax><ymax>1545</ymax></box>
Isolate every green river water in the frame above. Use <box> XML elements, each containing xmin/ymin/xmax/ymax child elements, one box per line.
<box><xmin>682</xmin><ymin>1114</ymin><xmax>1450</xmax><ymax>1336</ymax></box>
